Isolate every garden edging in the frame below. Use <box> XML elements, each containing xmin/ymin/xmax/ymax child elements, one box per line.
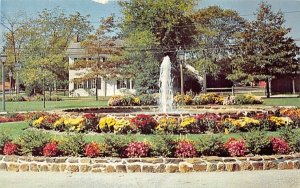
<box><xmin>1</xmin><ymin>154</ymin><xmax>300</xmax><ymax>173</ymax></box>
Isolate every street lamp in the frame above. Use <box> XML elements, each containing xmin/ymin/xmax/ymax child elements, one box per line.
<box><xmin>8</xmin><ymin>70</ymin><xmax>12</xmax><ymax>95</ymax></box>
<box><xmin>178</xmin><ymin>48</ymin><xmax>185</xmax><ymax>106</ymax></box>
<box><xmin>0</xmin><ymin>49</ymin><xmax>7</xmax><ymax>111</ymax></box>
<box><xmin>15</xmin><ymin>61</ymin><xmax>21</xmax><ymax>94</ymax></box>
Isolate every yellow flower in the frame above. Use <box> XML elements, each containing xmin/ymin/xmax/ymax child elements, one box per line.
<box><xmin>64</xmin><ymin>117</ymin><xmax>85</xmax><ymax>132</ymax></box>
<box><xmin>99</xmin><ymin>117</ymin><xmax>116</xmax><ymax>129</ymax></box>
<box><xmin>180</xmin><ymin>117</ymin><xmax>196</xmax><ymax>127</ymax></box>
<box><xmin>133</xmin><ymin>97</ymin><xmax>140</xmax><ymax>105</ymax></box>
<box><xmin>114</xmin><ymin>118</ymin><xmax>131</xmax><ymax>133</ymax></box>
<box><xmin>32</xmin><ymin>117</ymin><xmax>44</xmax><ymax>127</ymax></box>
<box><xmin>269</xmin><ymin>116</ymin><xmax>293</xmax><ymax>126</ymax></box>
<box><xmin>53</xmin><ymin>117</ymin><xmax>65</xmax><ymax>128</ymax></box>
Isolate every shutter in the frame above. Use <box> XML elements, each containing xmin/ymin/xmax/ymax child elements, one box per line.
<box><xmin>87</xmin><ymin>79</ymin><xmax>91</xmax><ymax>89</ymax></box>
<box><xmin>74</xmin><ymin>82</ymin><xmax>77</xmax><ymax>89</ymax></box>
<box><xmin>97</xmin><ymin>78</ymin><xmax>101</xmax><ymax>89</ymax></box>
<box><xmin>117</xmin><ymin>80</ymin><xmax>120</xmax><ymax>89</ymax></box>
<box><xmin>126</xmin><ymin>79</ymin><xmax>130</xmax><ymax>89</ymax></box>
<box><xmin>84</xmin><ymin>81</ymin><xmax>87</xmax><ymax>89</ymax></box>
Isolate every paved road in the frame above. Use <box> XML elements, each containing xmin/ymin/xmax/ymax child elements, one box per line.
<box><xmin>1</xmin><ymin>170</ymin><xmax>300</xmax><ymax>188</ymax></box>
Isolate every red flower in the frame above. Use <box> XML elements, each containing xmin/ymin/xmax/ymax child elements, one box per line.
<box><xmin>130</xmin><ymin>114</ymin><xmax>157</xmax><ymax>134</ymax></box>
<box><xmin>175</xmin><ymin>140</ymin><xmax>197</xmax><ymax>158</ymax></box>
<box><xmin>125</xmin><ymin>142</ymin><xmax>149</xmax><ymax>158</ymax></box>
<box><xmin>3</xmin><ymin>142</ymin><xmax>18</xmax><ymax>155</ymax></box>
<box><xmin>43</xmin><ymin>142</ymin><xmax>59</xmax><ymax>157</ymax></box>
<box><xmin>84</xmin><ymin>113</ymin><xmax>96</xmax><ymax>119</ymax></box>
<box><xmin>224</xmin><ymin>138</ymin><xmax>246</xmax><ymax>157</ymax></box>
<box><xmin>85</xmin><ymin>142</ymin><xmax>100</xmax><ymax>158</ymax></box>
<box><xmin>271</xmin><ymin>137</ymin><xmax>290</xmax><ymax>154</ymax></box>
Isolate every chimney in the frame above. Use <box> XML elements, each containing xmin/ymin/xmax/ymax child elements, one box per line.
<box><xmin>73</xmin><ymin>34</ymin><xmax>80</xmax><ymax>42</ymax></box>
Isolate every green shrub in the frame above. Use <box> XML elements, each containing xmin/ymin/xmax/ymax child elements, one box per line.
<box><xmin>279</xmin><ymin>127</ymin><xmax>300</xmax><ymax>152</ymax></box>
<box><xmin>139</xmin><ymin>94</ymin><xmax>158</xmax><ymax>106</ymax></box>
<box><xmin>58</xmin><ymin>134</ymin><xmax>85</xmax><ymax>156</ymax></box>
<box><xmin>234</xmin><ymin>94</ymin><xmax>263</xmax><ymax>105</ymax></box>
<box><xmin>195</xmin><ymin>136</ymin><xmax>226</xmax><ymax>156</ymax></box>
<box><xmin>0</xmin><ymin>131</ymin><xmax>11</xmax><ymax>153</ymax></box>
<box><xmin>102</xmin><ymin>135</ymin><xmax>133</xmax><ymax>157</ymax></box>
<box><xmin>17</xmin><ymin>130</ymin><xmax>50</xmax><ymax>156</ymax></box>
<box><xmin>242</xmin><ymin>131</ymin><xmax>272</xmax><ymax>155</ymax></box>
<box><xmin>31</xmin><ymin>94</ymin><xmax>62</xmax><ymax>101</ymax></box>
<box><xmin>4</xmin><ymin>95</ymin><xmax>26</xmax><ymax>102</ymax></box>
<box><xmin>193</xmin><ymin>93</ymin><xmax>224</xmax><ymax>105</ymax></box>
<box><xmin>150</xmin><ymin>135</ymin><xmax>177</xmax><ymax>157</ymax></box>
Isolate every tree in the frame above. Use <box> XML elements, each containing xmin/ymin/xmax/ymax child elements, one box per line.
<box><xmin>19</xmin><ymin>8</ymin><xmax>92</xmax><ymax>95</ymax></box>
<box><xmin>191</xmin><ymin>6</ymin><xmax>245</xmax><ymax>90</ymax></box>
<box><xmin>119</xmin><ymin>0</ymin><xmax>199</xmax><ymax>93</ymax></box>
<box><xmin>230</xmin><ymin>2</ymin><xmax>299</xmax><ymax>97</ymax></box>
<box><xmin>71</xmin><ymin>16</ymin><xmax>128</xmax><ymax>100</ymax></box>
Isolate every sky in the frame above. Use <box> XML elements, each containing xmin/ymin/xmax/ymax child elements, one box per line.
<box><xmin>0</xmin><ymin>0</ymin><xmax>300</xmax><ymax>46</ymax></box>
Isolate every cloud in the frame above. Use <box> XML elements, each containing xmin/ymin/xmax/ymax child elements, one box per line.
<box><xmin>92</xmin><ymin>0</ymin><xmax>112</xmax><ymax>4</ymax></box>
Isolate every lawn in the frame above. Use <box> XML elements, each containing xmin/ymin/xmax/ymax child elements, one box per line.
<box><xmin>1</xmin><ymin>121</ymin><xmax>297</xmax><ymax>143</ymax></box>
<box><xmin>4</xmin><ymin>98</ymin><xmax>107</xmax><ymax>112</ymax></box>
<box><xmin>263</xmin><ymin>98</ymin><xmax>300</xmax><ymax>107</ymax></box>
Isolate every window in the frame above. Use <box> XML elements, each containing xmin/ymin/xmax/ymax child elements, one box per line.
<box><xmin>87</xmin><ymin>78</ymin><xmax>101</xmax><ymax>89</ymax></box>
<box><xmin>77</xmin><ymin>82</ymin><xmax>84</xmax><ymax>89</ymax></box>
<box><xmin>117</xmin><ymin>79</ymin><xmax>131</xmax><ymax>89</ymax></box>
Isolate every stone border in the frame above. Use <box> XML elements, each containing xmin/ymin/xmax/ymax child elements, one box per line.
<box><xmin>1</xmin><ymin>154</ymin><xmax>300</xmax><ymax>173</ymax></box>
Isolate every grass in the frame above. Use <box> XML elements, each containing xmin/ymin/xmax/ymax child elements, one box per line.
<box><xmin>263</xmin><ymin>98</ymin><xmax>300</xmax><ymax>107</ymax></box>
<box><xmin>4</xmin><ymin>99</ymin><xmax>107</xmax><ymax>112</ymax></box>
<box><xmin>1</xmin><ymin>121</ymin><xmax>298</xmax><ymax>143</ymax></box>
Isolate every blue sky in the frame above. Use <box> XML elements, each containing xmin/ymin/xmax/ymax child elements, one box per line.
<box><xmin>1</xmin><ymin>0</ymin><xmax>300</xmax><ymax>46</ymax></box>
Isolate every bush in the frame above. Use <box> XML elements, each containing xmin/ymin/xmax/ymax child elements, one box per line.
<box><xmin>234</xmin><ymin>94</ymin><xmax>263</xmax><ymax>105</ymax></box>
<box><xmin>242</xmin><ymin>131</ymin><xmax>272</xmax><ymax>155</ymax></box>
<box><xmin>83</xmin><ymin>114</ymin><xmax>99</xmax><ymax>132</ymax></box>
<box><xmin>43</xmin><ymin>141</ymin><xmax>59</xmax><ymax>157</ymax></box>
<box><xmin>58</xmin><ymin>134</ymin><xmax>85</xmax><ymax>156</ymax></box>
<box><xmin>85</xmin><ymin>142</ymin><xmax>101</xmax><ymax>158</ymax></box>
<box><xmin>130</xmin><ymin>114</ymin><xmax>157</xmax><ymax>134</ymax></box>
<box><xmin>224</xmin><ymin>138</ymin><xmax>246</xmax><ymax>157</ymax></box>
<box><xmin>114</xmin><ymin>118</ymin><xmax>132</xmax><ymax>134</ymax></box>
<box><xmin>125</xmin><ymin>141</ymin><xmax>150</xmax><ymax>157</ymax></box>
<box><xmin>103</xmin><ymin>135</ymin><xmax>133</xmax><ymax>157</ymax></box>
<box><xmin>139</xmin><ymin>94</ymin><xmax>158</xmax><ymax>106</ymax></box>
<box><xmin>3</xmin><ymin>142</ymin><xmax>18</xmax><ymax>155</ymax></box>
<box><xmin>30</xmin><ymin>94</ymin><xmax>62</xmax><ymax>101</ymax></box>
<box><xmin>150</xmin><ymin>135</ymin><xmax>177</xmax><ymax>157</ymax></box>
<box><xmin>0</xmin><ymin>131</ymin><xmax>11</xmax><ymax>153</ymax></box>
<box><xmin>175</xmin><ymin>140</ymin><xmax>197</xmax><ymax>158</ymax></box>
<box><xmin>279</xmin><ymin>127</ymin><xmax>300</xmax><ymax>152</ymax></box>
<box><xmin>156</xmin><ymin>117</ymin><xmax>179</xmax><ymax>134</ymax></box>
<box><xmin>174</xmin><ymin>94</ymin><xmax>193</xmax><ymax>105</ymax></box>
<box><xmin>195</xmin><ymin>136</ymin><xmax>226</xmax><ymax>156</ymax></box>
<box><xmin>270</xmin><ymin>137</ymin><xmax>290</xmax><ymax>154</ymax></box>
<box><xmin>99</xmin><ymin>117</ymin><xmax>116</xmax><ymax>133</ymax></box>
<box><xmin>193</xmin><ymin>93</ymin><xmax>224</xmax><ymax>105</ymax></box>
<box><xmin>5</xmin><ymin>95</ymin><xmax>26</xmax><ymax>102</ymax></box>
<box><xmin>17</xmin><ymin>130</ymin><xmax>50</xmax><ymax>156</ymax></box>
<box><xmin>195</xmin><ymin>113</ymin><xmax>221</xmax><ymax>133</ymax></box>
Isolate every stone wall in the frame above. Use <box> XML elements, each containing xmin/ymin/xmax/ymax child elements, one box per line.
<box><xmin>0</xmin><ymin>154</ymin><xmax>299</xmax><ymax>173</ymax></box>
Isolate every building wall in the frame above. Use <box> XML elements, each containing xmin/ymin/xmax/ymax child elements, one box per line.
<box><xmin>271</xmin><ymin>75</ymin><xmax>300</xmax><ymax>93</ymax></box>
<box><xmin>69</xmin><ymin>56</ymin><xmax>135</xmax><ymax>97</ymax></box>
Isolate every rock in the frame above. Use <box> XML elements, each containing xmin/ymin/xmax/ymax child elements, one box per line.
<box><xmin>93</xmin><ymin>159</ymin><xmax>108</xmax><ymax>163</ymax></box>
<box><xmin>141</xmin><ymin>158</ymin><xmax>163</xmax><ymax>164</ymax></box>
<box><xmin>203</xmin><ymin>156</ymin><xmax>222</xmax><ymax>162</ymax></box>
<box><xmin>45</xmin><ymin>158</ymin><xmax>54</xmax><ymax>163</ymax></box>
<box><xmin>60</xmin><ymin>164</ymin><xmax>67</xmax><ymax>172</ymax></box>
<box><xmin>278</xmin><ymin>162</ymin><xmax>287</xmax><ymax>170</ymax></box>
<box><xmin>19</xmin><ymin>164</ymin><xmax>29</xmax><ymax>172</ymax></box>
<box><xmin>4</xmin><ymin>156</ymin><xmax>18</xmax><ymax>162</ymax></box>
<box><xmin>51</xmin><ymin>164</ymin><xmax>60</xmax><ymax>172</ymax></box>
<box><xmin>67</xmin><ymin>165</ymin><xmax>79</xmax><ymax>172</ymax></box>
<box><xmin>179</xmin><ymin>163</ymin><xmax>192</xmax><ymax>173</ymax></box>
<box><xmin>104</xmin><ymin>165</ymin><xmax>116</xmax><ymax>173</ymax></box>
<box><xmin>217</xmin><ymin>162</ymin><xmax>225</xmax><ymax>171</ymax></box>
<box><xmin>293</xmin><ymin>161</ymin><xmax>300</xmax><ymax>169</ymax></box>
<box><xmin>251</xmin><ymin>162</ymin><xmax>263</xmax><ymax>170</ymax></box>
<box><xmin>30</xmin><ymin>164</ymin><xmax>39</xmax><ymax>172</ymax></box>
<box><xmin>142</xmin><ymin>165</ymin><xmax>155</xmax><ymax>173</ymax></box>
<box><xmin>55</xmin><ymin>158</ymin><xmax>67</xmax><ymax>163</ymax></box>
<box><xmin>80</xmin><ymin>158</ymin><xmax>91</xmax><ymax>164</ymax></box>
<box><xmin>80</xmin><ymin>165</ymin><xmax>91</xmax><ymax>172</ymax></box>
<box><xmin>116</xmin><ymin>165</ymin><xmax>127</xmax><ymax>173</ymax></box>
<box><xmin>226</xmin><ymin>163</ymin><xmax>240</xmax><ymax>172</ymax></box>
<box><xmin>186</xmin><ymin>158</ymin><xmax>203</xmax><ymax>164</ymax></box>
<box><xmin>33</xmin><ymin>157</ymin><xmax>45</xmax><ymax>162</ymax></box>
<box><xmin>91</xmin><ymin>168</ymin><xmax>102</xmax><ymax>173</ymax></box>
<box><xmin>67</xmin><ymin>158</ymin><xmax>79</xmax><ymax>163</ymax></box>
<box><xmin>206</xmin><ymin>163</ymin><xmax>217</xmax><ymax>172</ymax></box>
<box><xmin>7</xmin><ymin>163</ymin><xmax>19</xmax><ymax>172</ymax></box>
<box><xmin>40</xmin><ymin>165</ymin><xmax>49</xmax><ymax>172</ymax></box>
<box><xmin>0</xmin><ymin>163</ymin><xmax>7</xmax><ymax>171</ymax></box>
<box><xmin>166</xmin><ymin>165</ymin><xmax>179</xmax><ymax>173</ymax></box>
<box><xmin>18</xmin><ymin>156</ymin><xmax>32</xmax><ymax>162</ymax></box>
<box><xmin>193</xmin><ymin>164</ymin><xmax>207</xmax><ymax>172</ymax></box>
<box><xmin>240</xmin><ymin>162</ymin><xmax>253</xmax><ymax>171</ymax></box>
<box><xmin>165</xmin><ymin>159</ymin><xmax>184</xmax><ymax>164</ymax></box>
<box><xmin>127</xmin><ymin>165</ymin><xmax>141</xmax><ymax>173</ymax></box>
<box><xmin>126</xmin><ymin>159</ymin><xmax>141</xmax><ymax>163</ymax></box>
<box><xmin>263</xmin><ymin>161</ymin><xmax>278</xmax><ymax>170</ymax></box>
<box><xmin>154</xmin><ymin>164</ymin><xmax>166</xmax><ymax>173</ymax></box>
<box><xmin>249</xmin><ymin>157</ymin><xmax>263</xmax><ymax>161</ymax></box>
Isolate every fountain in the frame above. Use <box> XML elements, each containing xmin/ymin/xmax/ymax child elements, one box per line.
<box><xmin>159</xmin><ymin>56</ymin><xmax>173</xmax><ymax>113</ymax></box>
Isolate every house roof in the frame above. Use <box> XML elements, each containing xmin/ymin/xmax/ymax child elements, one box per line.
<box><xmin>66</xmin><ymin>42</ymin><xmax>86</xmax><ymax>56</ymax></box>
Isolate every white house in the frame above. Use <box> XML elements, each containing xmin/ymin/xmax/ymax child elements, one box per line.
<box><xmin>66</xmin><ymin>40</ymin><xmax>135</xmax><ymax>97</ymax></box>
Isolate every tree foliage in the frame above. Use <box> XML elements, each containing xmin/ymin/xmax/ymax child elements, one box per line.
<box><xmin>229</xmin><ymin>2</ymin><xmax>299</xmax><ymax>97</ymax></box>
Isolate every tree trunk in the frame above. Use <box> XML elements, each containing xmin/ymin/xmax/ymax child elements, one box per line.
<box><xmin>265</xmin><ymin>78</ymin><xmax>270</xmax><ymax>98</ymax></box>
<box><xmin>95</xmin><ymin>76</ymin><xmax>99</xmax><ymax>101</ymax></box>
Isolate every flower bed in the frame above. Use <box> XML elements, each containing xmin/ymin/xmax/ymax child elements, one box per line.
<box><xmin>0</xmin><ymin>113</ymin><xmax>25</xmax><ymax>123</ymax></box>
<box><xmin>107</xmin><ymin>93</ymin><xmax>263</xmax><ymax>106</ymax></box>
<box><xmin>27</xmin><ymin>108</ymin><xmax>300</xmax><ymax>134</ymax></box>
<box><xmin>1</xmin><ymin>128</ymin><xmax>300</xmax><ymax>158</ymax></box>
